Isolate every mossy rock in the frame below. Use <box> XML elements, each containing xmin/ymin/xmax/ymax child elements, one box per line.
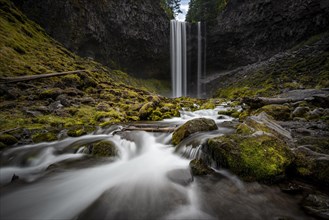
<box><xmin>205</xmin><ymin>134</ymin><xmax>293</xmax><ymax>181</ymax></box>
<box><xmin>256</xmin><ymin>104</ymin><xmax>291</xmax><ymax>121</ymax></box>
<box><xmin>172</xmin><ymin>118</ymin><xmax>218</xmax><ymax>145</ymax></box>
<box><xmin>0</xmin><ymin>134</ymin><xmax>18</xmax><ymax>146</ymax></box>
<box><xmin>67</xmin><ymin>127</ymin><xmax>87</xmax><ymax>137</ymax></box>
<box><xmin>92</xmin><ymin>141</ymin><xmax>117</xmax><ymax>157</ymax></box>
<box><xmin>32</xmin><ymin>132</ymin><xmax>57</xmax><ymax>143</ymax></box>
<box><xmin>138</xmin><ymin>102</ymin><xmax>155</xmax><ymax>120</ymax></box>
<box><xmin>292</xmin><ymin>146</ymin><xmax>329</xmax><ymax>185</ymax></box>
<box><xmin>218</xmin><ymin>109</ymin><xmax>240</xmax><ymax>118</ymax></box>
<box><xmin>190</xmin><ymin>159</ymin><xmax>214</xmax><ymax>176</ymax></box>
<box><xmin>39</xmin><ymin>88</ymin><xmax>63</xmax><ymax>99</ymax></box>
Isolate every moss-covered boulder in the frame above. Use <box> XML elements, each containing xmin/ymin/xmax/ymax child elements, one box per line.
<box><xmin>292</xmin><ymin>146</ymin><xmax>329</xmax><ymax>185</ymax></box>
<box><xmin>31</xmin><ymin>132</ymin><xmax>57</xmax><ymax>143</ymax></box>
<box><xmin>138</xmin><ymin>102</ymin><xmax>155</xmax><ymax>120</ymax></box>
<box><xmin>172</xmin><ymin>118</ymin><xmax>218</xmax><ymax>145</ymax></box>
<box><xmin>189</xmin><ymin>159</ymin><xmax>214</xmax><ymax>176</ymax></box>
<box><xmin>256</xmin><ymin>104</ymin><xmax>291</xmax><ymax>121</ymax></box>
<box><xmin>92</xmin><ymin>141</ymin><xmax>117</xmax><ymax>157</ymax></box>
<box><xmin>0</xmin><ymin>134</ymin><xmax>18</xmax><ymax>146</ymax></box>
<box><xmin>205</xmin><ymin>133</ymin><xmax>293</xmax><ymax>181</ymax></box>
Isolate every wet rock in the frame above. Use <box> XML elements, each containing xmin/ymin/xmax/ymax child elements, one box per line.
<box><xmin>291</xmin><ymin>106</ymin><xmax>309</xmax><ymax>118</ymax></box>
<box><xmin>36</xmin><ymin>105</ymin><xmax>49</xmax><ymax>113</ymax></box>
<box><xmin>189</xmin><ymin>159</ymin><xmax>214</xmax><ymax>176</ymax></box>
<box><xmin>67</xmin><ymin>127</ymin><xmax>87</xmax><ymax>137</ymax></box>
<box><xmin>138</xmin><ymin>102</ymin><xmax>155</xmax><ymax>120</ymax></box>
<box><xmin>0</xmin><ymin>101</ymin><xmax>16</xmax><ymax>109</ymax></box>
<box><xmin>292</xmin><ymin>146</ymin><xmax>329</xmax><ymax>185</ymax></box>
<box><xmin>204</xmin><ymin>113</ymin><xmax>294</xmax><ymax>181</ymax></box>
<box><xmin>96</xmin><ymin>102</ymin><xmax>110</xmax><ymax>111</ymax></box>
<box><xmin>307</xmin><ymin>108</ymin><xmax>324</xmax><ymax>120</ymax></box>
<box><xmin>167</xmin><ymin>169</ymin><xmax>193</xmax><ymax>186</ymax></box>
<box><xmin>205</xmin><ymin>133</ymin><xmax>293</xmax><ymax>182</ymax></box>
<box><xmin>279</xmin><ymin>182</ymin><xmax>303</xmax><ymax>195</ymax></box>
<box><xmin>244</xmin><ymin>112</ymin><xmax>293</xmax><ymax>141</ymax></box>
<box><xmin>172</xmin><ymin>118</ymin><xmax>218</xmax><ymax>145</ymax></box>
<box><xmin>256</xmin><ymin>104</ymin><xmax>291</xmax><ymax>121</ymax></box>
<box><xmin>301</xmin><ymin>194</ymin><xmax>329</xmax><ymax>219</ymax></box>
<box><xmin>79</xmin><ymin>97</ymin><xmax>95</xmax><ymax>104</ymax></box>
<box><xmin>92</xmin><ymin>141</ymin><xmax>117</xmax><ymax>157</ymax></box>
<box><xmin>48</xmin><ymin>100</ymin><xmax>63</xmax><ymax>112</ymax></box>
<box><xmin>24</xmin><ymin>109</ymin><xmax>42</xmax><ymax>117</ymax></box>
<box><xmin>31</xmin><ymin>131</ymin><xmax>57</xmax><ymax>143</ymax></box>
<box><xmin>0</xmin><ymin>134</ymin><xmax>18</xmax><ymax>146</ymax></box>
<box><xmin>56</xmin><ymin>94</ymin><xmax>71</xmax><ymax>107</ymax></box>
<box><xmin>39</xmin><ymin>88</ymin><xmax>63</xmax><ymax>99</ymax></box>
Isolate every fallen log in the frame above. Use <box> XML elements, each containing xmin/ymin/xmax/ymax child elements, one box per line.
<box><xmin>242</xmin><ymin>97</ymin><xmax>304</xmax><ymax>109</ymax></box>
<box><xmin>0</xmin><ymin>69</ymin><xmax>95</xmax><ymax>84</ymax></box>
<box><xmin>113</xmin><ymin>125</ymin><xmax>177</xmax><ymax>134</ymax></box>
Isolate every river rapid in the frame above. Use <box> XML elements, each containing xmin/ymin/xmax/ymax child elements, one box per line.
<box><xmin>0</xmin><ymin>105</ymin><xmax>314</xmax><ymax>219</ymax></box>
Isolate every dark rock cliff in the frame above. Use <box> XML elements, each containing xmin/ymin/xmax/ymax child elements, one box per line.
<box><xmin>13</xmin><ymin>0</ymin><xmax>170</xmax><ymax>79</ymax></box>
<box><xmin>207</xmin><ymin>0</ymin><xmax>329</xmax><ymax>72</ymax></box>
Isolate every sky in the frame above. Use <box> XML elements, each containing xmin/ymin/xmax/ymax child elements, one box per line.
<box><xmin>176</xmin><ymin>0</ymin><xmax>190</xmax><ymax>21</ymax></box>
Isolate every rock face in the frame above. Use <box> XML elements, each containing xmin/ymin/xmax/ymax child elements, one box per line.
<box><xmin>207</xmin><ymin>0</ymin><xmax>329</xmax><ymax>72</ymax></box>
<box><xmin>13</xmin><ymin>0</ymin><xmax>170</xmax><ymax>79</ymax></box>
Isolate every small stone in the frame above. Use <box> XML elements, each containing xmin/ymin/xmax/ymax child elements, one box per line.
<box><xmin>189</xmin><ymin>159</ymin><xmax>214</xmax><ymax>176</ymax></box>
<box><xmin>301</xmin><ymin>194</ymin><xmax>329</xmax><ymax>219</ymax></box>
<box><xmin>292</xmin><ymin>106</ymin><xmax>309</xmax><ymax>118</ymax></box>
<box><xmin>48</xmin><ymin>101</ymin><xmax>63</xmax><ymax>112</ymax></box>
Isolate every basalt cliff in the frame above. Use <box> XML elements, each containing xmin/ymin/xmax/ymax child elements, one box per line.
<box><xmin>13</xmin><ymin>0</ymin><xmax>170</xmax><ymax>79</ymax></box>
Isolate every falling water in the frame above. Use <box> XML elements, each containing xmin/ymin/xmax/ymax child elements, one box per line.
<box><xmin>170</xmin><ymin>20</ymin><xmax>205</xmax><ymax>98</ymax></box>
<box><xmin>170</xmin><ymin>20</ymin><xmax>187</xmax><ymax>97</ymax></box>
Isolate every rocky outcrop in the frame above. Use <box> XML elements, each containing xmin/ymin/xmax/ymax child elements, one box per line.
<box><xmin>207</xmin><ymin>0</ymin><xmax>329</xmax><ymax>72</ymax></box>
<box><xmin>13</xmin><ymin>0</ymin><xmax>170</xmax><ymax>79</ymax></box>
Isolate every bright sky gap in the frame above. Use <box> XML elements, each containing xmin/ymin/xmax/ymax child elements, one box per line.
<box><xmin>176</xmin><ymin>0</ymin><xmax>190</xmax><ymax>21</ymax></box>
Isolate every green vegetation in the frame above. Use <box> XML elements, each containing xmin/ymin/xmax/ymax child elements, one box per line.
<box><xmin>160</xmin><ymin>0</ymin><xmax>182</xmax><ymax>18</ymax></box>
<box><xmin>186</xmin><ymin>0</ymin><xmax>229</xmax><ymax>25</ymax></box>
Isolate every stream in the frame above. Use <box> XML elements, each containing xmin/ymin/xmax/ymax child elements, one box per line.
<box><xmin>0</xmin><ymin>105</ymin><xmax>314</xmax><ymax>219</ymax></box>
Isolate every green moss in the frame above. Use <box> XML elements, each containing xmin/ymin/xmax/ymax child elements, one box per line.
<box><xmin>207</xmin><ymin>134</ymin><xmax>292</xmax><ymax>181</ymax></box>
<box><xmin>32</xmin><ymin>132</ymin><xmax>57</xmax><ymax>143</ymax></box>
<box><xmin>92</xmin><ymin>141</ymin><xmax>117</xmax><ymax>157</ymax></box>
<box><xmin>0</xmin><ymin>134</ymin><xmax>18</xmax><ymax>146</ymax></box>
<box><xmin>218</xmin><ymin>109</ymin><xmax>240</xmax><ymax>118</ymax></box>
<box><xmin>39</xmin><ymin>88</ymin><xmax>63</xmax><ymax>99</ymax></box>
<box><xmin>236</xmin><ymin>123</ymin><xmax>254</xmax><ymax>135</ymax></box>
<box><xmin>256</xmin><ymin>104</ymin><xmax>291</xmax><ymax>121</ymax></box>
<box><xmin>67</xmin><ymin>127</ymin><xmax>87</xmax><ymax>137</ymax></box>
<box><xmin>138</xmin><ymin>102</ymin><xmax>155</xmax><ymax>120</ymax></box>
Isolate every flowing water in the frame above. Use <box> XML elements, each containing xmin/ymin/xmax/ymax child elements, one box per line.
<box><xmin>0</xmin><ymin>106</ymin><xmax>314</xmax><ymax>220</ymax></box>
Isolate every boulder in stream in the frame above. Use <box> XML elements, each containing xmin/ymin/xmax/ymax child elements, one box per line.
<box><xmin>189</xmin><ymin>159</ymin><xmax>214</xmax><ymax>176</ymax></box>
<box><xmin>172</xmin><ymin>118</ymin><xmax>218</xmax><ymax>145</ymax></box>
<box><xmin>204</xmin><ymin>113</ymin><xmax>294</xmax><ymax>182</ymax></box>
<box><xmin>92</xmin><ymin>141</ymin><xmax>117</xmax><ymax>157</ymax></box>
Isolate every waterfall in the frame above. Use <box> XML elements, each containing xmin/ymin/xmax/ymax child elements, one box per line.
<box><xmin>170</xmin><ymin>20</ymin><xmax>187</xmax><ymax>97</ymax></box>
<box><xmin>170</xmin><ymin>20</ymin><xmax>205</xmax><ymax>98</ymax></box>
